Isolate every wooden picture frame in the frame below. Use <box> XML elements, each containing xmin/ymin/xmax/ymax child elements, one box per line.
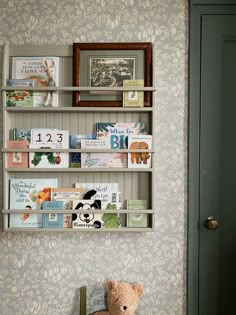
<box><xmin>73</xmin><ymin>42</ymin><xmax>152</xmax><ymax>107</ymax></box>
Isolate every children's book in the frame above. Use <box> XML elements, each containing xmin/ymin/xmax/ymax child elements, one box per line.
<box><xmin>12</xmin><ymin>128</ymin><xmax>31</xmax><ymax>143</ymax></box>
<box><xmin>75</xmin><ymin>183</ymin><xmax>121</xmax><ymax>204</ymax></box>
<box><xmin>80</xmin><ymin>285</ymin><xmax>107</xmax><ymax>315</ymax></box>
<box><xmin>128</xmin><ymin>135</ymin><xmax>152</xmax><ymax>168</ymax></box>
<box><xmin>70</xmin><ymin>134</ymin><xmax>96</xmax><ymax>168</ymax></box>
<box><xmin>51</xmin><ymin>188</ymin><xmax>85</xmax><ymax>228</ymax></box>
<box><xmin>123</xmin><ymin>79</ymin><xmax>144</xmax><ymax>107</ymax></box>
<box><xmin>6</xmin><ymin>79</ymin><xmax>35</xmax><ymax>107</ymax></box>
<box><xmin>29</xmin><ymin>128</ymin><xmax>69</xmax><ymax>168</ymax></box>
<box><xmin>80</xmin><ymin>139</ymin><xmax>127</xmax><ymax>168</ymax></box>
<box><xmin>96</xmin><ymin>122</ymin><xmax>147</xmax><ymax>149</ymax></box>
<box><xmin>126</xmin><ymin>199</ymin><xmax>148</xmax><ymax>228</ymax></box>
<box><xmin>11</xmin><ymin>56</ymin><xmax>59</xmax><ymax>107</ymax></box>
<box><xmin>7</xmin><ymin>140</ymin><xmax>28</xmax><ymax>168</ymax></box>
<box><xmin>72</xmin><ymin>199</ymin><xmax>102</xmax><ymax>229</ymax></box>
<box><xmin>42</xmin><ymin>200</ymin><xmax>64</xmax><ymax>228</ymax></box>
<box><xmin>9</xmin><ymin>178</ymin><xmax>58</xmax><ymax>228</ymax></box>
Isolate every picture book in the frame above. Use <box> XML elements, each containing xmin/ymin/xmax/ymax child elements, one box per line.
<box><xmin>128</xmin><ymin>135</ymin><xmax>152</xmax><ymax>168</ymax></box>
<box><xmin>70</xmin><ymin>134</ymin><xmax>96</xmax><ymax>168</ymax></box>
<box><xmin>80</xmin><ymin>285</ymin><xmax>107</xmax><ymax>315</ymax></box>
<box><xmin>74</xmin><ymin>183</ymin><xmax>121</xmax><ymax>204</ymax></box>
<box><xmin>29</xmin><ymin>128</ymin><xmax>69</xmax><ymax>168</ymax></box>
<box><xmin>72</xmin><ymin>199</ymin><xmax>102</xmax><ymax>229</ymax></box>
<box><xmin>96</xmin><ymin>122</ymin><xmax>147</xmax><ymax>149</ymax></box>
<box><xmin>42</xmin><ymin>200</ymin><xmax>64</xmax><ymax>228</ymax></box>
<box><xmin>9</xmin><ymin>178</ymin><xmax>58</xmax><ymax>228</ymax></box>
<box><xmin>51</xmin><ymin>188</ymin><xmax>85</xmax><ymax>228</ymax></box>
<box><xmin>12</xmin><ymin>128</ymin><xmax>31</xmax><ymax>143</ymax></box>
<box><xmin>123</xmin><ymin>79</ymin><xmax>144</xmax><ymax>107</ymax></box>
<box><xmin>7</xmin><ymin>140</ymin><xmax>28</xmax><ymax>168</ymax></box>
<box><xmin>126</xmin><ymin>199</ymin><xmax>148</xmax><ymax>228</ymax></box>
<box><xmin>12</xmin><ymin>56</ymin><xmax>59</xmax><ymax>107</ymax></box>
<box><xmin>80</xmin><ymin>139</ymin><xmax>127</xmax><ymax>168</ymax></box>
<box><xmin>6</xmin><ymin>79</ymin><xmax>35</xmax><ymax>107</ymax></box>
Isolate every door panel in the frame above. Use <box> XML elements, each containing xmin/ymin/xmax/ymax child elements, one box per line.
<box><xmin>200</xmin><ymin>15</ymin><xmax>236</xmax><ymax>315</ymax></box>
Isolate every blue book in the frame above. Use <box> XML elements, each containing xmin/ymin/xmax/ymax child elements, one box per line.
<box><xmin>70</xmin><ymin>134</ymin><xmax>96</xmax><ymax>168</ymax></box>
<box><xmin>42</xmin><ymin>201</ymin><xmax>64</xmax><ymax>228</ymax></box>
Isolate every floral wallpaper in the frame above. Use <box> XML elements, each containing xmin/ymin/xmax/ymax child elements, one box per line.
<box><xmin>0</xmin><ymin>0</ymin><xmax>188</xmax><ymax>314</ymax></box>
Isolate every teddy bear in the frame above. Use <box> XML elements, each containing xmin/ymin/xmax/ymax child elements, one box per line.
<box><xmin>93</xmin><ymin>279</ymin><xmax>143</xmax><ymax>315</ymax></box>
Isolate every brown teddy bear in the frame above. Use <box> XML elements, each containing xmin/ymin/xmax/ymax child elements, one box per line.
<box><xmin>94</xmin><ymin>279</ymin><xmax>143</xmax><ymax>315</ymax></box>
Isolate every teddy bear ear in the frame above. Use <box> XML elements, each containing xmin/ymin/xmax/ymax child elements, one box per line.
<box><xmin>133</xmin><ymin>283</ymin><xmax>144</xmax><ymax>297</ymax></box>
<box><xmin>106</xmin><ymin>279</ymin><xmax>118</xmax><ymax>290</ymax></box>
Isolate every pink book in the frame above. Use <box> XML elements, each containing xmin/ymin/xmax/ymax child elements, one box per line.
<box><xmin>7</xmin><ymin>140</ymin><xmax>28</xmax><ymax>168</ymax></box>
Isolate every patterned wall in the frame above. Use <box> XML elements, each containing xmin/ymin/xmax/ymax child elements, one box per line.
<box><xmin>0</xmin><ymin>0</ymin><xmax>188</xmax><ymax>314</ymax></box>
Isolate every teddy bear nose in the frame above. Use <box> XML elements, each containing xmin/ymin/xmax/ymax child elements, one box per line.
<box><xmin>123</xmin><ymin>306</ymin><xmax>127</xmax><ymax>310</ymax></box>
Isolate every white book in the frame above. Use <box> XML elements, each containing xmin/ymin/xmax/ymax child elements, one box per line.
<box><xmin>81</xmin><ymin>139</ymin><xmax>127</xmax><ymax>168</ymax></box>
<box><xmin>128</xmin><ymin>135</ymin><xmax>152</xmax><ymax>168</ymax></box>
<box><xmin>29</xmin><ymin>128</ymin><xmax>69</xmax><ymax>168</ymax></box>
<box><xmin>12</xmin><ymin>56</ymin><xmax>59</xmax><ymax>107</ymax></box>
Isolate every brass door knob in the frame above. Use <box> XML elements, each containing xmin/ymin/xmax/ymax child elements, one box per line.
<box><xmin>204</xmin><ymin>216</ymin><xmax>219</xmax><ymax>230</ymax></box>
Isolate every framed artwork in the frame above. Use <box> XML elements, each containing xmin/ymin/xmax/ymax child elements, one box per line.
<box><xmin>73</xmin><ymin>42</ymin><xmax>152</xmax><ymax>107</ymax></box>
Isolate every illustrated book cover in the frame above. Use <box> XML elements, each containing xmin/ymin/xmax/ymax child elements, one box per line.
<box><xmin>42</xmin><ymin>200</ymin><xmax>64</xmax><ymax>228</ymax></box>
<box><xmin>7</xmin><ymin>140</ymin><xmax>28</xmax><ymax>168</ymax></box>
<box><xmin>123</xmin><ymin>79</ymin><xmax>144</xmax><ymax>107</ymax></box>
<box><xmin>12</xmin><ymin>128</ymin><xmax>31</xmax><ymax>143</ymax></box>
<box><xmin>80</xmin><ymin>285</ymin><xmax>107</xmax><ymax>315</ymax></box>
<box><xmin>126</xmin><ymin>199</ymin><xmax>148</xmax><ymax>228</ymax></box>
<box><xmin>70</xmin><ymin>134</ymin><xmax>96</xmax><ymax>168</ymax></box>
<box><xmin>80</xmin><ymin>139</ymin><xmax>127</xmax><ymax>168</ymax></box>
<box><xmin>96</xmin><ymin>122</ymin><xmax>147</xmax><ymax>149</ymax></box>
<box><xmin>6</xmin><ymin>79</ymin><xmax>35</xmax><ymax>107</ymax></box>
<box><xmin>51</xmin><ymin>188</ymin><xmax>85</xmax><ymax>228</ymax></box>
<box><xmin>72</xmin><ymin>199</ymin><xmax>102</xmax><ymax>229</ymax></box>
<box><xmin>128</xmin><ymin>134</ymin><xmax>152</xmax><ymax>168</ymax></box>
<box><xmin>29</xmin><ymin>128</ymin><xmax>69</xmax><ymax>168</ymax></box>
<box><xmin>11</xmin><ymin>56</ymin><xmax>59</xmax><ymax>107</ymax></box>
<box><xmin>9</xmin><ymin>178</ymin><xmax>58</xmax><ymax>228</ymax></box>
<box><xmin>74</xmin><ymin>183</ymin><xmax>121</xmax><ymax>204</ymax></box>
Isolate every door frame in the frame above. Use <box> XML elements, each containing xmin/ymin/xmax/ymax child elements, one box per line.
<box><xmin>188</xmin><ymin>1</ymin><xmax>236</xmax><ymax>315</ymax></box>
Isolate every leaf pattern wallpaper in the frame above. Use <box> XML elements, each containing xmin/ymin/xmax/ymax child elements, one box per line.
<box><xmin>0</xmin><ymin>0</ymin><xmax>188</xmax><ymax>314</ymax></box>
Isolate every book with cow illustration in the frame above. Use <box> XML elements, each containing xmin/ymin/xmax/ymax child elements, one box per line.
<box><xmin>128</xmin><ymin>135</ymin><xmax>152</xmax><ymax>168</ymax></box>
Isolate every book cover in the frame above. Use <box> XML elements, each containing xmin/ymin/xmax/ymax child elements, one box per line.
<box><xmin>96</xmin><ymin>122</ymin><xmax>147</xmax><ymax>149</ymax></box>
<box><xmin>80</xmin><ymin>139</ymin><xmax>127</xmax><ymax>168</ymax></box>
<box><xmin>29</xmin><ymin>128</ymin><xmax>69</xmax><ymax>168</ymax></box>
<box><xmin>42</xmin><ymin>200</ymin><xmax>64</xmax><ymax>228</ymax></box>
<box><xmin>126</xmin><ymin>199</ymin><xmax>148</xmax><ymax>228</ymax></box>
<box><xmin>9</xmin><ymin>178</ymin><xmax>58</xmax><ymax>228</ymax></box>
<box><xmin>70</xmin><ymin>134</ymin><xmax>96</xmax><ymax>168</ymax></box>
<box><xmin>6</xmin><ymin>79</ymin><xmax>35</xmax><ymax>107</ymax></box>
<box><xmin>123</xmin><ymin>79</ymin><xmax>144</xmax><ymax>107</ymax></box>
<box><xmin>7</xmin><ymin>140</ymin><xmax>28</xmax><ymax>168</ymax></box>
<box><xmin>11</xmin><ymin>56</ymin><xmax>59</xmax><ymax>107</ymax></box>
<box><xmin>51</xmin><ymin>188</ymin><xmax>85</xmax><ymax>228</ymax></box>
<box><xmin>72</xmin><ymin>199</ymin><xmax>102</xmax><ymax>229</ymax></box>
<box><xmin>12</xmin><ymin>128</ymin><xmax>31</xmax><ymax>142</ymax></box>
<box><xmin>74</xmin><ymin>183</ymin><xmax>121</xmax><ymax>203</ymax></box>
<box><xmin>80</xmin><ymin>285</ymin><xmax>107</xmax><ymax>315</ymax></box>
<box><xmin>128</xmin><ymin>135</ymin><xmax>152</xmax><ymax>168</ymax></box>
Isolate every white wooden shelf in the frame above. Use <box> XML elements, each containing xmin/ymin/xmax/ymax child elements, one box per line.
<box><xmin>1</xmin><ymin>44</ymin><xmax>156</xmax><ymax>232</ymax></box>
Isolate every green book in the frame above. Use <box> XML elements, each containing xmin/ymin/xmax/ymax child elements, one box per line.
<box><xmin>80</xmin><ymin>285</ymin><xmax>106</xmax><ymax>315</ymax></box>
<box><xmin>126</xmin><ymin>199</ymin><xmax>148</xmax><ymax>228</ymax></box>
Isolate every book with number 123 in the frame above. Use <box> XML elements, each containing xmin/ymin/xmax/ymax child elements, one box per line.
<box><xmin>29</xmin><ymin>128</ymin><xmax>69</xmax><ymax>168</ymax></box>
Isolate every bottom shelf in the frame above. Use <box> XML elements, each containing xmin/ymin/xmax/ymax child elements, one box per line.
<box><xmin>2</xmin><ymin>227</ymin><xmax>154</xmax><ymax>232</ymax></box>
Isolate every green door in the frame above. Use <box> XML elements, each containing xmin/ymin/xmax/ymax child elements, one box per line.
<box><xmin>189</xmin><ymin>13</ymin><xmax>236</xmax><ymax>315</ymax></box>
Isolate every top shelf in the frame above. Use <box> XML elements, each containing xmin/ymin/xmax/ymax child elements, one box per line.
<box><xmin>1</xmin><ymin>86</ymin><xmax>156</xmax><ymax>92</ymax></box>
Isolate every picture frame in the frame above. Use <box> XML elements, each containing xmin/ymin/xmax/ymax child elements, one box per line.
<box><xmin>73</xmin><ymin>42</ymin><xmax>152</xmax><ymax>107</ymax></box>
